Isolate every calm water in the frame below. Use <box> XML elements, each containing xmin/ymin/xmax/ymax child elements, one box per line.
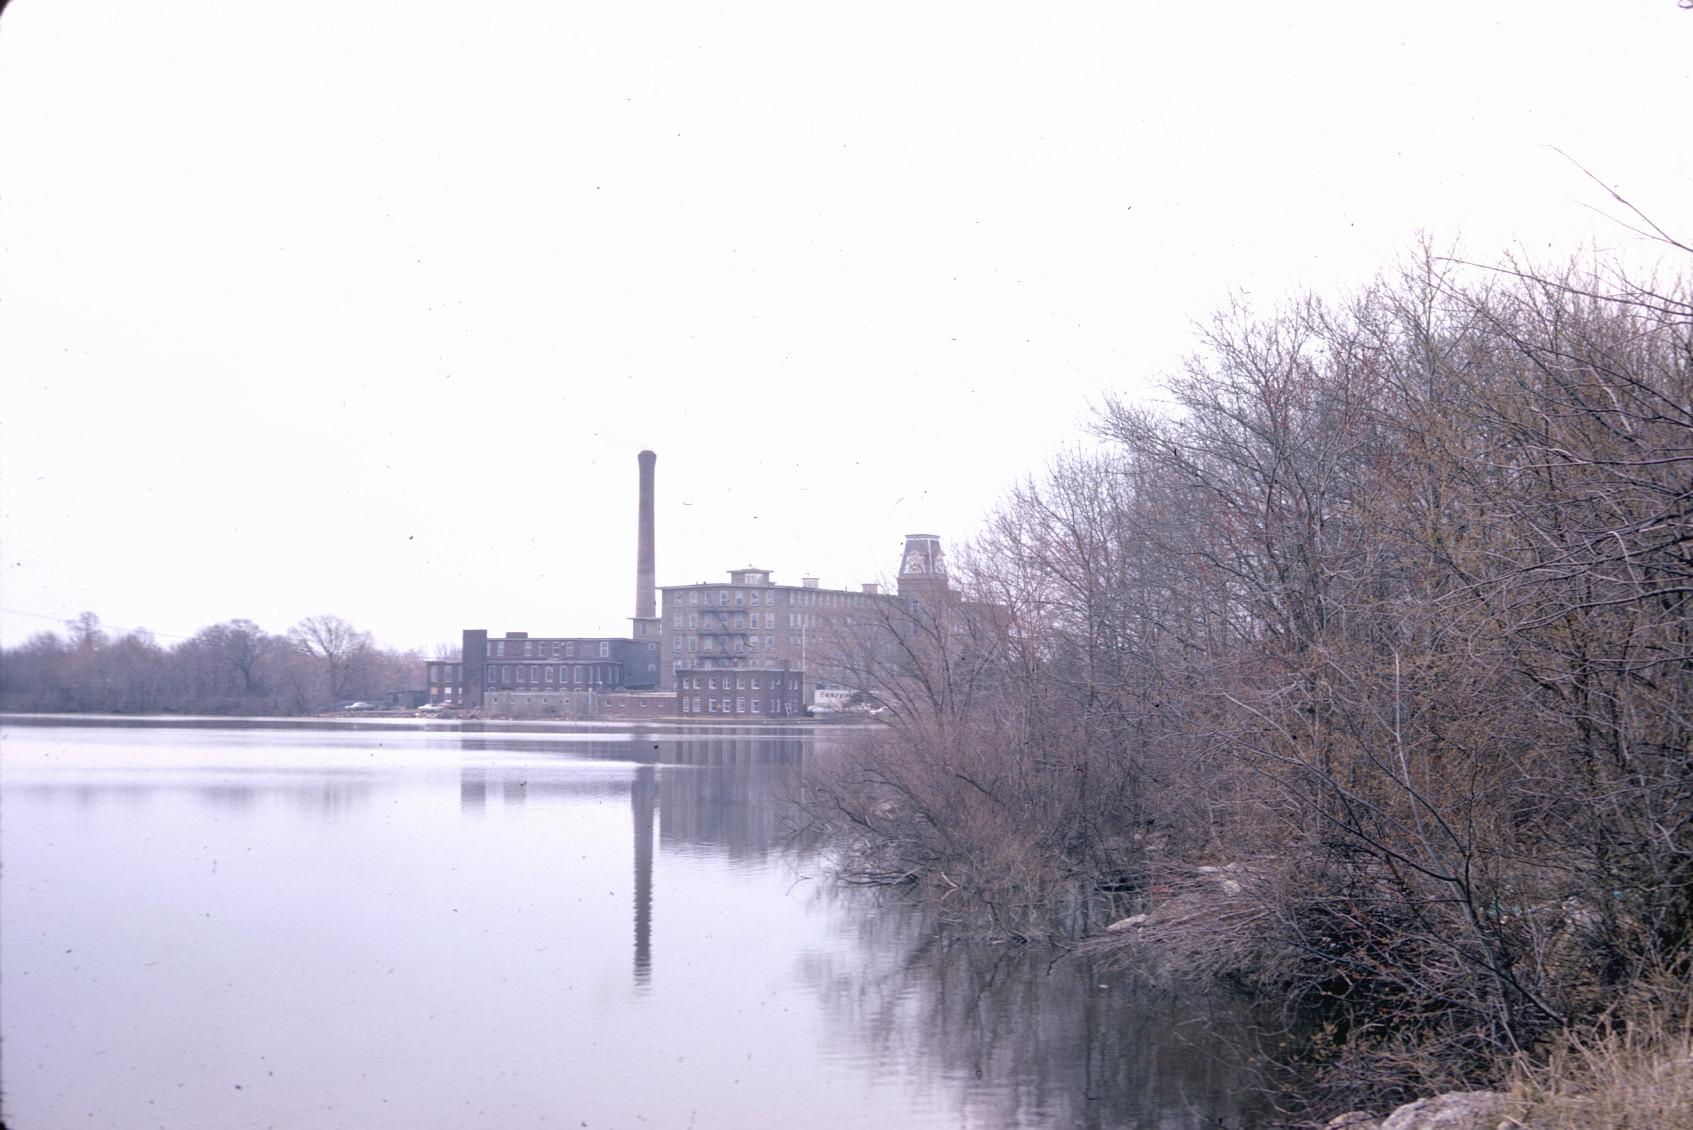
<box><xmin>0</xmin><ymin>719</ymin><xmax>1274</xmax><ymax>1129</ymax></box>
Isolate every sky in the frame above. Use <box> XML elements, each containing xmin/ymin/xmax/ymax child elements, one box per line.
<box><xmin>2</xmin><ymin>1</ymin><xmax>1689</xmax><ymax>654</ymax></box>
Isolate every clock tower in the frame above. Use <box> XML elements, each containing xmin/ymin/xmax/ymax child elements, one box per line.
<box><xmin>897</xmin><ymin>533</ymin><xmax>948</xmax><ymax>603</ymax></box>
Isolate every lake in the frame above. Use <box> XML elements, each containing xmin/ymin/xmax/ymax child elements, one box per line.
<box><xmin>0</xmin><ymin>718</ymin><xmax>1276</xmax><ymax>1128</ymax></box>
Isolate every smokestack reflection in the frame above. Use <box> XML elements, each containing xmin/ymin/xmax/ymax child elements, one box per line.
<box><xmin>632</xmin><ymin>764</ymin><xmax>656</xmax><ymax>986</ymax></box>
<box><xmin>451</xmin><ymin>732</ymin><xmax>808</xmax><ymax>988</ymax></box>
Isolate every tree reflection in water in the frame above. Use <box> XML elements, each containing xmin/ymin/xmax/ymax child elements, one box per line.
<box><xmin>799</xmin><ymin>887</ymin><xmax>1284</xmax><ymax>1128</ymax></box>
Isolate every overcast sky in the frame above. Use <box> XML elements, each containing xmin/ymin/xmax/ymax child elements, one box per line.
<box><xmin>2</xmin><ymin>1</ymin><xmax>1689</xmax><ymax>653</ymax></box>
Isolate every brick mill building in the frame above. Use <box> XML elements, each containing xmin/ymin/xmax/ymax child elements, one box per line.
<box><xmin>422</xmin><ymin>450</ymin><xmax>952</xmax><ymax>719</ymax></box>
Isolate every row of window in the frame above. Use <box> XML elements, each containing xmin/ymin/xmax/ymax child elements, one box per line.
<box><xmin>679</xmin><ymin>696</ymin><xmax>799</xmax><ymax>716</ymax></box>
<box><xmin>488</xmin><ymin>640</ymin><xmax>613</xmax><ymax>659</ymax></box>
<box><xmin>674</xmin><ymin>612</ymin><xmax>780</xmax><ymax>630</ymax></box>
<box><xmin>485</xmin><ymin>664</ymin><xmax>617</xmax><ymax>686</ymax></box>
<box><xmin>670</xmin><ymin>588</ymin><xmax>873</xmax><ymax>609</ymax></box>
<box><xmin>675</xmin><ymin>634</ymin><xmax>779</xmax><ymax>654</ymax></box>
<box><xmin>666</xmin><ymin>612</ymin><xmax>830</xmax><ymax>632</ymax></box>
<box><xmin>679</xmin><ymin>674</ymin><xmax>801</xmax><ymax>692</ymax></box>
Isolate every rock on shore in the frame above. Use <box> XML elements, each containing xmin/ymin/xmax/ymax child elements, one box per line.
<box><xmin>1325</xmin><ymin>1091</ymin><xmax>1513</xmax><ymax>1130</ymax></box>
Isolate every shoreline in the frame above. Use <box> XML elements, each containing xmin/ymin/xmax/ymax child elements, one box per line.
<box><xmin>0</xmin><ymin>710</ymin><xmax>878</xmax><ymax>734</ymax></box>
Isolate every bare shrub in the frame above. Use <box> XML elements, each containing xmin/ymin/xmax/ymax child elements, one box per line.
<box><xmin>801</xmin><ymin>242</ymin><xmax>1692</xmax><ymax>1106</ymax></box>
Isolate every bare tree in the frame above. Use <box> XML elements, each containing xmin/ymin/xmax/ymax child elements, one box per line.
<box><xmin>287</xmin><ymin>614</ymin><xmax>374</xmax><ymax>706</ymax></box>
<box><xmin>802</xmin><ymin>243</ymin><xmax>1693</xmax><ymax>1105</ymax></box>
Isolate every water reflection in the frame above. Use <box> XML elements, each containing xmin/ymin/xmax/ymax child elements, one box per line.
<box><xmin>1</xmin><ymin>719</ymin><xmax>1278</xmax><ymax>1129</ymax></box>
<box><xmin>446</xmin><ymin>732</ymin><xmax>804</xmax><ymax>988</ymax></box>
<box><xmin>459</xmin><ymin>766</ymin><xmax>487</xmax><ymax>814</ymax></box>
<box><xmin>632</xmin><ymin>765</ymin><xmax>655</xmax><ymax>986</ymax></box>
<box><xmin>804</xmin><ymin>892</ymin><xmax>1279</xmax><ymax>1128</ymax></box>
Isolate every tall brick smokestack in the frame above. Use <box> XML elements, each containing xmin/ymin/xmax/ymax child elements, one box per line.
<box><xmin>635</xmin><ymin>450</ymin><xmax>657</xmax><ymax>620</ymax></box>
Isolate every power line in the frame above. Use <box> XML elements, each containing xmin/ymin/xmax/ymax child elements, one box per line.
<box><xmin>0</xmin><ymin>606</ymin><xmax>195</xmax><ymax>642</ymax></box>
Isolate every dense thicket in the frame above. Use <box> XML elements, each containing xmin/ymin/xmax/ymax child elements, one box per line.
<box><xmin>802</xmin><ymin>247</ymin><xmax>1693</xmax><ymax>1104</ymax></box>
<box><xmin>0</xmin><ymin>612</ymin><xmax>424</xmax><ymax>714</ymax></box>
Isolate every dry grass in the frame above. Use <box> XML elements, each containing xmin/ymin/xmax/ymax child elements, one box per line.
<box><xmin>1509</xmin><ymin>991</ymin><xmax>1693</xmax><ymax>1130</ymax></box>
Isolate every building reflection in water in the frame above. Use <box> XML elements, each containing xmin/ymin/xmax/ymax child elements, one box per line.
<box><xmin>455</xmin><ymin>727</ymin><xmax>809</xmax><ymax>988</ymax></box>
<box><xmin>459</xmin><ymin>766</ymin><xmax>487</xmax><ymax>816</ymax></box>
<box><xmin>502</xmin><ymin>775</ymin><xmax>527</xmax><ymax>810</ymax></box>
<box><xmin>655</xmin><ymin>728</ymin><xmax>807</xmax><ymax>860</ymax></box>
<box><xmin>16</xmin><ymin>773</ymin><xmax>378</xmax><ymax>820</ymax></box>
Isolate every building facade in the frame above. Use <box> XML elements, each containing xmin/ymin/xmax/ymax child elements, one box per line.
<box><xmin>674</xmin><ymin>662</ymin><xmax>805</xmax><ymax>718</ymax></box>
<box><xmin>417</xmin><ymin>443</ymin><xmax>957</xmax><ymax>720</ymax></box>
<box><xmin>423</xmin><ymin>660</ymin><xmax>465</xmax><ymax>705</ymax></box>
<box><xmin>657</xmin><ymin>536</ymin><xmax>952</xmax><ymax>706</ymax></box>
<box><xmin>657</xmin><ymin>568</ymin><xmax>897</xmax><ymax>695</ymax></box>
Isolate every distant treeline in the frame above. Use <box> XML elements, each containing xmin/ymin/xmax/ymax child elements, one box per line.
<box><xmin>0</xmin><ymin>612</ymin><xmax>432</xmax><ymax>715</ymax></box>
<box><xmin>802</xmin><ymin>244</ymin><xmax>1693</xmax><ymax>1114</ymax></box>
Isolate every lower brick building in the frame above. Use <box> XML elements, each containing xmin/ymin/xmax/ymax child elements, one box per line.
<box><xmin>425</xmin><ymin>627</ymin><xmax>662</xmax><ymax>710</ymax></box>
<box><xmin>674</xmin><ymin>662</ymin><xmax>805</xmax><ymax>718</ymax></box>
